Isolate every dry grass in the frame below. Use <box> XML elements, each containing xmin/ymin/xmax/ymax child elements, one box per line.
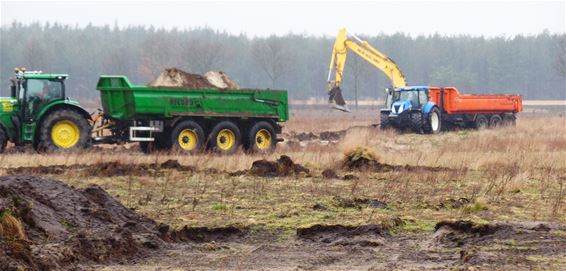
<box><xmin>0</xmin><ymin>112</ymin><xmax>564</xmax><ymax>229</ymax></box>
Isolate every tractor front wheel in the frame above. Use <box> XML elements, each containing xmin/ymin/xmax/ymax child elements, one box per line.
<box><xmin>37</xmin><ymin>109</ymin><xmax>90</xmax><ymax>152</ymax></box>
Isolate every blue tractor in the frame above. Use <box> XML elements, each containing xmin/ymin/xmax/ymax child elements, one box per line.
<box><xmin>380</xmin><ymin>87</ymin><xmax>442</xmax><ymax>134</ymax></box>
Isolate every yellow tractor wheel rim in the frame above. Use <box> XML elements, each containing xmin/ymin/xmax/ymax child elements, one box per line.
<box><xmin>216</xmin><ymin>129</ymin><xmax>236</xmax><ymax>151</ymax></box>
<box><xmin>178</xmin><ymin>129</ymin><xmax>198</xmax><ymax>151</ymax></box>
<box><xmin>51</xmin><ymin>120</ymin><xmax>80</xmax><ymax>148</ymax></box>
<box><xmin>255</xmin><ymin>129</ymin><xmax>272</xmax><ymax>150</ymax></box>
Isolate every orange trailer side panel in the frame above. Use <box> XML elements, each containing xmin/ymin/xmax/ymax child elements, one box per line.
<box><xmin>429</xmin><ymin>87</ymin><xmax>522</xmax><ymax>114</ymax></box>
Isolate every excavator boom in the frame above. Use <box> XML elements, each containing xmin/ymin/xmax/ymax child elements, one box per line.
<box><xmin>327</xmin><ymin>28</ymin><xmax>407</xmax><ymax>111</ymax></box>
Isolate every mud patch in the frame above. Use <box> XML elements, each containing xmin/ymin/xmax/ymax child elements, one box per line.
<box><xmin>249</xmin><ymin>155</ymin><xmax>309</xmax><ymax>177</ymax></box>
<box><xmin>297</xmin><ymin>224</ymin><xmax>387</xmax><ymax>246</ymax></box>
<box><xmin>0</xmin><ymin>176</ymin><xmax>165</xmax><ymax>271</ymax></box>
<box><xmin>321</xmin><ymin>169</ymin><xmax>339</xmax><ymax>179</ymax></box>
<box><xmin>333</xmin><ymin>196</ymin><xmax>388</xmax><ymax>209</ymax></box>
<box><xmin>6</xmin><ymin>160</ymin><xmax>195</xmax><ymax>177</ymax></box>
<box><xmin>170</xmin><ymin>226</ymin><xmax>247</xmax><ymax>243</ymax></box>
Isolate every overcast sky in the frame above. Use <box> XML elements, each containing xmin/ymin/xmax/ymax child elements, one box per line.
<box><xmin>1</xmin><ymin>0</ymin><xmax>564</xmax><ymax>37</ymax></box>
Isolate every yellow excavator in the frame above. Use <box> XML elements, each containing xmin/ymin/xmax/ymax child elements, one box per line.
<box><xmin>327</xmin><ymin>28</ymin><xmax>407</xmax><ymax>112</ymax></box>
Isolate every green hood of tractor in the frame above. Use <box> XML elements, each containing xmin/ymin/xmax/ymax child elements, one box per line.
<box><xmin>0</xmin><ymin>97</ymin><xmax>17</xmax><ymax>113</ymax></box>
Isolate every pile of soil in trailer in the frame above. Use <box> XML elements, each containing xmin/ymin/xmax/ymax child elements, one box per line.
<box><xmin>147</xmin><ymin>68</ymin><xmax>239</xmax><ymax>89</ymax></box>
<box><xmin>0</xmin><ymin>176</ymin><xmax>166</xmax><ymax>271</ymax></box>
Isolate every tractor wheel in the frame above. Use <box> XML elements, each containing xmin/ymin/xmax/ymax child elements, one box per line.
<box><xmin>246</xmin><ymin>121</ymin><xmax>277</xmax><ymax>154</ymax></box>
<box><xmin>502</xmin><ymin>114</ymin><xmax>516</xmax><ymax>127</ymax></box>
<box><xmin>489</xmin><ymin>115</ymin><xmax>503</xmax><ymax>128</ymax></box>
<box><xmin>474</xmin><ymin>115</ymin><xmax>489</xmax><ymax>130</ymax></box>
<box><xmin>171</xmin><ymin>120</ymin><xmax>205</xmax><ymax>154</ymax></box>
<box><xmin>37</xmin><ymin>109</ymin><xmax>91</xmax><ymax>152</ymax></box>
<box><xmin>423</xmin><ymin>107</ymin><xmax>442</xmax><ymax>134</ymax></box>
<box><xmin>208</xmin><ymin>121</ymin><xmax>241</xmax><ymax>155</ymax></box>
<box><xmin>410</xmin><ymin>112</ymin><xmax>424</xmax><ymax>134</ymax></box>
<box><xmin>0</xmin><ymin>128</ymin><xmax>7</xmax><ymax>153</ymax></box>
<box><xmin>379</xmin><ymin>112</ymin><xmax>391</xmax><ymax>129</ymax></box>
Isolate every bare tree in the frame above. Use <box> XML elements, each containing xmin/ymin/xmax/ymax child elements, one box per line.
<box><xmin>183</xmin><ymin>39</ymin><xmax>226</xmax><ymax>74</ymax></box>
<box><xmin>138</xmin><ymin>32</ymin><xmax>172</xmax><ymax>80</ymax></box>
<box><xmin>347</xmin><ymin>53</ymin><xmax>366</xmax><ymax>108</ymax></box>
<box><xmin>23</xmin><ymin>38</ymin><xmax>47</xmax><ymax>70</ymax></box>
<box><xmin>557</xmin><ymin>35</ymin><xmax>566</xmax><ymax>78</ymax></box>
<box><xmin>252</xmin><ymin>36</ymin><xmax>289</xmax><ymax>88</ymax></box>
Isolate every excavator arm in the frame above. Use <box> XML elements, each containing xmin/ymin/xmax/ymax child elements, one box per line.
<box><xmin>327</xmin><ymin>28</ymin><xmax>407</xmax><ymax>112</ymax></box>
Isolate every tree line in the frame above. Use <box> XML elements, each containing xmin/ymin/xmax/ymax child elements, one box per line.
<box><xmin>1</xmin><ymin>22</ymin><xmax>565</xmax><ymax>103</ymax></box>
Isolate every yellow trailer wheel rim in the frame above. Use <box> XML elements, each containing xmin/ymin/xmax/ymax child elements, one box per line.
<box><xmin>255</xmin><ymin>129</ymin><xmax>272</xmax><ymax>150</ymax></box>
<box><xmin>217</xmin><ymin>129</ymin><xmax>236</xmax><ymax>151</ymax></box>
<box><xmin>178</xmin><ymin>129</ymin><xmax>198</xmax><ymax>151</ymax></box>
<box><xmin>51</xmin><ymin>120</ymin><xmax>80</xmax><ymax>148</ymax></box>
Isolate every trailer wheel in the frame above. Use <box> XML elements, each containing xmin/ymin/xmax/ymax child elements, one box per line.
<box><xmin>171</xmin><ymin>121</ymin><xmax>205</xmax><ymax>154</ymax></box>
<box><xmin>489</xmin><ymin>115</ymin><xmax>502</xmax><ymax>128</ymax></box>
<box><xmin>0</xmin><ymin>128</ymin><xmax>7</xmax><ymax>153</ymax></box>
<box><xmin>209</xmin><ymin>121</ymin><xmax>241</xmax><ymax>155</ymax></box>
<box><xmin>246</xmin><ymin>121</ymin><xmax>277</xmax><ymax>154</ymax></box>
<box><xmin>502</xmin><ymin>114</ymin><xmax>516</xmax><ymax>127</ymax></box>
<box><xmin>37</xmin><ymin>109</ymin><xmax>91</xmax><ymax>152</ymax></box>
<box><xmin>410</xmin><ymin>112</ymin><xmax>424</xmax><ymax>134</ymax></box>
<box><xmin>474</xmin><ymin>115</ymin><xmax>489</xmax><ymax>130</ymax></box>
<box><xmin>379</xmin><ymin>112</ymin><xmax>391</xmax><ymax>129</ymax></box>
<box><xmin>424</xmin><ymin>107</ymin><xmax>442</xmax><ymax>134</ymax></box>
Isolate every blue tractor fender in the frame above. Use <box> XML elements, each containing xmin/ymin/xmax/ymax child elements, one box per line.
<box><xmin>422</xmin><ymin>101</ymin><xmax>437</xmax><ymax>114</ymax></box>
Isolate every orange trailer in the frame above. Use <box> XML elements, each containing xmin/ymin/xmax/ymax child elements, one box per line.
<box><xmin>428</xmin><ymin>87</ymin><xmax>522</xmax><ymax>115</ymax></box>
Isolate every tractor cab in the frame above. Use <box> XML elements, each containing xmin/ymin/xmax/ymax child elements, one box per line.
<box><xmin>385</xmin><ymin>86</ymin><xmax>429</xmax><ymax>116</ymax></box>
<box><xmin>9</xmin><ymin>68</ymin><xmax>68</xmax><ymax>122</ymax></box>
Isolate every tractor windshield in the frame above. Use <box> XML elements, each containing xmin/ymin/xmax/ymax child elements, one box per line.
<box><xmin>392</xmin><ymin>90</ymin><xmax>419</xmax><ymax>106</ymax></box>
<box><xmin>25</xmin><ymin>79</ymin><xmax>63</xmax><ymax>117</ymax></box>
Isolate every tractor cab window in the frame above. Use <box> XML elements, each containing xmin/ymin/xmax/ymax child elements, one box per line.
<box><xmin>25</xmin><ymin>79</ymin><xmax>63</xmax><ymax>118</ymax></box>
<box><xmin>393</xmin><ymin>90</ymin><xmax>419</xmax><ymax>107</ymax></box>
<box><xmin>418</xmin><ymin>90</ymin><xmax>428</xmax><ymax>106</ymax></box>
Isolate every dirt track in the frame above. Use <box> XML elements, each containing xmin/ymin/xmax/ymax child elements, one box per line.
<box><xmin>97</xmin><ymin>220</ymin><xmax>566</xmax><ymax>271</ymax></box>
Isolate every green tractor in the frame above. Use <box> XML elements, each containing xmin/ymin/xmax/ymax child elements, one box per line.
<box><xmin>0</xmin><ymin>68</ymin><xmax>91</xmax><ymax>153</ymax></box>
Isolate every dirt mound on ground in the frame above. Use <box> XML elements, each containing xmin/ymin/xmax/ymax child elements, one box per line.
<box><xmin>7</xmin><ymin>160</ymin><xmax>195</xmax><ymax>177</ymax></box>
<box><xmin>170</xmin><ymin>226</ymin><xmax>247</xmax><ymax>243</ymax></box>
<box><xmin>297</xmin><ymin>224</ymin><xmax>387</xmax><ymax>246</ymax></box>
<box><xmin>249</xmin><ymin>155</ymin><xmax>310</xmax><ymax>177</ymax></box>
<box><xmin>148</xmin><ymin>68</ymin><xmax>239</xmax><ymax>89</ymax></box>
<box><xmin>343</xmin><ymin>146</ymin><xmax>453</xmax><ymax>172</ymax></box>
<box><xmin>0</xmin><ymin>176</ymin><xmax>166</xmax><ymax>270</ymax></box>
<box><xmin>430</xmin><ymin>220</ymin><xmax>511</xmax><ymax>248</ymax></box>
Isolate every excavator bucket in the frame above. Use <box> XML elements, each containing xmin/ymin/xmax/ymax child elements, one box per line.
<box><xmin>328</xmin><ymin>86</ymin><xmax>351</xmax><ymax>112</ymax></box>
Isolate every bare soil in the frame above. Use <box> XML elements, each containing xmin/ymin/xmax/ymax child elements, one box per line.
<box><xmin>96</xmin><ymin>220</ymin><xmax>566</xmax><ymax>271</ymax></box>
<box><xmin>0</xmin><ymin>176</ymin><xmax>165</xmax><ymax>271</ymax></box>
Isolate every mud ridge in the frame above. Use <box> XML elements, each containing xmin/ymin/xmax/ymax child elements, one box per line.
<box><xmin>5</xmin><ymin>159</ymin><xmax>195</xmax><ymax>177</ymax></box>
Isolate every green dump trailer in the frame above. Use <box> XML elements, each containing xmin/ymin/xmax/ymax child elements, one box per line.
<box><xmin>0</xmin><ymin>70</ymin><xmax>288</xmax><ymax>154</ymax></box>
<box><xmin>95</xmin><ymin>75</ymin><xmax>289</xmax><ymax>154</ymax></box>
